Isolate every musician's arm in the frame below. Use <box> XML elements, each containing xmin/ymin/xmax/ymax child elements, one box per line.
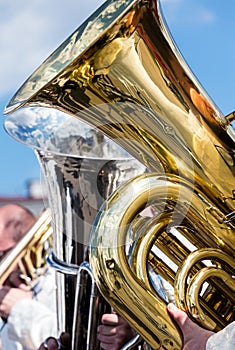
<box><xmin>206</xmin><ymin>321</ymin><xmax>235</xmax><ymax>350</ymax></box>
<box><xmin>8</xmin><ymin>297</ymin><xmax>57</xmax><ymax>349</ymax></box>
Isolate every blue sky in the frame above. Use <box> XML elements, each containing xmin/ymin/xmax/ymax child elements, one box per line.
<box><xmin>0</xmin><ymin>0</ymin><xmax>235</xmax><ymax>197</ymax></box>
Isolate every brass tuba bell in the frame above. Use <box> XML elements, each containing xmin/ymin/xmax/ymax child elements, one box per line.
<box><xmin>4</xmin><ymin>0</ymin><xmax>235</xmax><ymax>349</ymax></box>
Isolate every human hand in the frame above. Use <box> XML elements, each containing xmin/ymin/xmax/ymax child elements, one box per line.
<box><xmin>0</xmin><ymin>272</ymin><xmax>33</xmax><ymax>319</ymax></box>
<box><xmin>167</xmin><ymin>303</ymin><xmax>214</xmax><ymax>350</ymax></box>
<box><xmin>4</xmin><ymin>271</ymin><xmax>31</xmax><ymax>290</ymax></box>
<box><xmin>97</xmin><ymin>313</ymin><xmax>136</xmax><ymax>350</ymax></box>
<box><xmin>38</xmin><ymin>333</ymin><xmax>71</xmax><ymax>350</ymax></box>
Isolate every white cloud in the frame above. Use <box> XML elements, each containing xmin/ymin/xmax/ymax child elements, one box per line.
<box><xmin>161</xmin><ymin>0</ymin><xmax>216</xmax><ymax>27</ymax></box>
<box><xmin>0</xmin><ymin>0</ymin><xmax>103</xmax><ymax>98</ymax></box>
<box><xmin>0</xmin><ymin>0</ymin><xmax>218</xmax><ymax>101</ymax></box>
<box><xmin>198</xmin><ymin>9</ymin><xmax>216</xmax><ymax>24</ymax></box>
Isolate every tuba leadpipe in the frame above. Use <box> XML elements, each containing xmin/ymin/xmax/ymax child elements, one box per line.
<box><xmin>4</xmin><ymin>0</ymin><xmax>235</xmax><ymax>349</ymax></box>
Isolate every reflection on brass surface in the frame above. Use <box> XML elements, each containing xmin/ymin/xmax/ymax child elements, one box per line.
<box><xmin>4</xmin><ymin>0</ymin><xmax>235</xmax><ymax>349</ymax></box>
<box><xmin>5</xmin><ymin>109</ymin><xmax>145</xmax><ymax>349</ymax></box>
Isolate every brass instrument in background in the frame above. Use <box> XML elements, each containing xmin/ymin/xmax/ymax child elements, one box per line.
<box><xmin>0</xmin><ymin>209</ymin><xmax>52</xmax><ymax>287</ymax></box>
<box><xmin>4</xmin><ymin>0</ymin><xmax>235</xmax><ymax>349</ymax></box>
<box><xmin>4</xmin><ymin>109</ymin><xmax>146</xmax><ymax>350</ymax></box>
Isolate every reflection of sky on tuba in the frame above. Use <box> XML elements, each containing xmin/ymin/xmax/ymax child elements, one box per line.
<box><xmin>4</xmin><ymin>106</ymin><xmax>146</xmax><ymax>253</ymax></box>
<box><xmin>4</xmin><ymin>107</ymin><xmax>133</xmax><ymax>159</ymax></box>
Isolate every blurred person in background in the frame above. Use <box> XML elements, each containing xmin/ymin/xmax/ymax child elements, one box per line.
<box><xmin>0</xmin><ymin>205</ymin><xmax>141</xmax><ymax>350</ymax></box>
<box><xmin>0</xmin><ymin>204</ymin><xmax>57</xmax><ymax>350</ymax></box>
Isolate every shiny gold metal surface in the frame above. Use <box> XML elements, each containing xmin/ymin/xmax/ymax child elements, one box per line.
<box><xmin>4</xmin><ymin>0</ymin><xmax>235</xmax><ymax>349</ymax></box>
<box><xmin>0</xmin><ymin>209</ymin><xmax>52</xmax><ymax>287</ymax></box>
<box><xmin>89</xmin><ymin>172</ymin><xmax>234</xmax><ymax>348</ymax></box>
<box><xmin>175</xmin><ymin>248</ymin><xmax>235</xmax><ymax>331</ymax></box>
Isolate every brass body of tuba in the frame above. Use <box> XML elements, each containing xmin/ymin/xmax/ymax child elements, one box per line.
<box><xmin>4</xmin><ymin>0</ymin><xmax>235</xmax><ymax>349</ymax></box>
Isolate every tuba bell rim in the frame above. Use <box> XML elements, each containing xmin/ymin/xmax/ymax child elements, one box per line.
<box><xmin>4</xmin><ymin>106</ymin><xmax>136</xmax><ymax>161</ymax></box>
<box><xmin>4</xmin><ymin>0</ymin><xmax>138</xmax><ymax>115</ymax></box>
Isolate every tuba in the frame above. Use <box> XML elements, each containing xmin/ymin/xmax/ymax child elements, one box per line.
<box><xmin>4</xmin><ymin>0</ymin><xmax>235</xmax><ymax>349</ymax></box>
<box><xmin>4</xmin><ymin>107</ymin><xmax>146</xmax><ymax>349</ymax></box>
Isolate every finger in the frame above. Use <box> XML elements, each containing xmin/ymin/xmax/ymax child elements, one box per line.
<box><xmin>97</xmin><ymin>332</ymin><xmax>114</xmax><ymax>344</ymax></box>
<box><xmin>0</xmin><ymin>286</ymin><xmax>10</xmax><ymax>295</ymax></box>
<box><xmin>8</xmin><ymin>272</ymin><xmax>30</xmax><ymax>290</ymax></box>
<box><xmin>59</xmin><ymin>332</ymin><xmax>71</xmax><ymax>350</ymax></box>
<box><xmin>0</xmin><ymin>286</ymin><xmax>10</xmax><ymax>302</ymax></box>
<box><xmin>101</xmin><ymin>313</ymin><xmax>119</xmax><ymax>325</ymax></box>
<box><xmin>98</xmin><ymin>324</ymin><xmax>117</xmax><ymax>336</ymax></box>
<box><xmin>167</xmin><ymin>303</ymin><xmax>189</xmax><ymax>329</ymax></box>
<box><xmin>38</xmin><ymin>342</ymin><xmax>45</xmax><ymax>350</ymax></box>
<box><xmin>167</xmin><ymin>303</ymin><xmax>215</xmax><ymax>350</ymax></box>
<box><xmin>42</xmin><ymin>337</ymin><xmax>61</xmax><ymax>350</ymax></box>
<box><xmin>99</xmin><ymin>342</ymin><xmax>116</xmax><ymax>350</ymax></box>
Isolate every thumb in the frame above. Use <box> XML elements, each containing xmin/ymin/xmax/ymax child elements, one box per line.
<box><xmin>167</xmin><ymin>303</ymin><xmax>188</xmax><ymax>329</ymax></box>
